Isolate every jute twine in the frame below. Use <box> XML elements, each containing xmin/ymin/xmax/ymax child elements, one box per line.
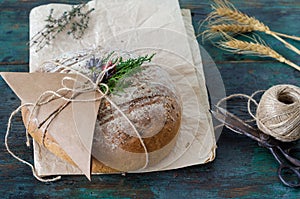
<box><xmin>4</xmin><ymin>54</ymin><xmax>149</xmax><ymax>182</ymax></box>
<box><xmin>217</xmin><ymin>84</ymin><xmax>300</xmax><ymax>142</ymax></box>
<box><xmin>256</xmin><ymin>84</ymin><xmax>300</xmax><ymax>142</ymax></box>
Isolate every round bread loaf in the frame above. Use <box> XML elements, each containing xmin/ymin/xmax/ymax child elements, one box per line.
<box><xmin>22</xmin><ymin>65</ymin><xmax>182</xmax><ymax>173</ymax></box>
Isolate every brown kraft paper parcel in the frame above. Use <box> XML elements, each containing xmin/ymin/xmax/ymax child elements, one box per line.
<box><xmin>1</xmin><ymin>0</ymin><xmax>216</xmax><ymax>179</ymax></box>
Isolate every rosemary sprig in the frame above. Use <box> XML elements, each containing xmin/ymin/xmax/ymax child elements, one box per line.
<box><xmin>29</xmin><ymin>3</ymin><xmax>94</xmax><ymax>52</ymax></box>
<box><xmin>105</xmin><ymin>54</ymin><xmax>155</xmax><ymax>93</ymax></box>
<box><xmin>86</xmin><ymin>53</ymin><xmax>154</xmax><ymax>93</ymax></box>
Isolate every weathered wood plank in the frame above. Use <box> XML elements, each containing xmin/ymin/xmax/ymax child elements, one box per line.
<box><xmin>0</xmin><ymin>63</ymin><xmax>299</xmax><ymax>198</ymax></box>
<box><xmin>0</xmin><ymin>0</ymin><xmax>299</xmax><ymax>64</ymax></box>
<box><xmin>0</xmin><ymin>1</ymin><xmax>300</xmax><ymax>198</ymax></box>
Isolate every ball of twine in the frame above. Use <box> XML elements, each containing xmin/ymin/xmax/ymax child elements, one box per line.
<box><xmin>256</xmin><ymin>84</ymin><xmax>300</xmax><ymax>142</ymax></box>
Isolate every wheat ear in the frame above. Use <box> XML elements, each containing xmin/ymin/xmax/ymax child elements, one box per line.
<box><xmin>203</xmin><ymin>24</ymin><xmax>255</xmax><ymax>39</ymax></box>
<box><xmin>218</xmin><ymin>35</ymin><xmax>300</xmax><ymax>71</ymax></box>
<box><xmin>207</xmin><ymin>0</ymin><xmax>300</xmax><ymax>55</ymax></box>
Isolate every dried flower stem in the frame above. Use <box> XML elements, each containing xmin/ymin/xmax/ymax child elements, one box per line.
<box><xmin>28</xmin><ymin>3</ymin><xmax>94</xmax><ymax>52</ymax></box>
<box><xmin>205</xmin><ymin>0</ymin><xmax>300</xmax><ymax>55</ymax></box>
<box><xmin>218</xmin><ymin>35</ymin><xmax>300</xmax><ymax>71</ymax></box>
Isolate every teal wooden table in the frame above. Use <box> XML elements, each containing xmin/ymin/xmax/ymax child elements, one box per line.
<box><xmin>0</xmin><ymin>0</ymin><xmax>299</xmax><ymax>198</ymax></box>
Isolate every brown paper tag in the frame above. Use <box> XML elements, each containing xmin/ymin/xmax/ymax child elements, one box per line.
<box><xmin>1</xmin><ymin>72</ymin><xmax>101</xmax><ymax>179</ymax></box>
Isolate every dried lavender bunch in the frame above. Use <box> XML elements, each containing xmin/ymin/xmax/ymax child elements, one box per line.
<box><xmin>29</xmin><ymin>3</ymin><xmax>94</xmax><ymax>52</ymax></box>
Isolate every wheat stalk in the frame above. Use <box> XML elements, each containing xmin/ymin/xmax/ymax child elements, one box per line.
<box><xmin>211</xmin><ymin>24</ymin><xmax>254</xmax><ymax>33</ymax></box>
<box><xmin>205</xmin><ymin>0</ymin><xmax>300</xmax><ymax>55</ymax></box>
<box><xmin>210</xmin><ymin>0</ymin><xmax>269</xmax><ymax>32</ymax></box>
<box><xmin>273</xmin><ymin>32</ymin><xmax>300</xmax><ymax>41</ymax></box>
<box><xmin>203</xmin><ymin>24</ymin><xmax>254</xmax><ymax>39</ymax></box>
<box><xmin>218</xmin><ymin>35</ymin><xmax>300</xmax><ymax>71</ymax></box>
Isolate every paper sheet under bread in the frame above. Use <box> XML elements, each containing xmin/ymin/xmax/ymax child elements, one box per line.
<box><xmin>29</xmin><ymin>0</ymin><xmax>216</xmax><ymax>176</ymax></box>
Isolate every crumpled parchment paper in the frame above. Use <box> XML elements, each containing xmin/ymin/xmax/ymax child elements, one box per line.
<box><xmin>27</xmin><ymin>0</ymin><xmax>216</xmax><ymax>176</ymax></box>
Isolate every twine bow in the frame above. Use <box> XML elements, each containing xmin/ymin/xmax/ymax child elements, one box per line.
<box><xmin>4</xmin><ymin>55</ymin><xmax>149</xmax><ymax>182</ymax></box>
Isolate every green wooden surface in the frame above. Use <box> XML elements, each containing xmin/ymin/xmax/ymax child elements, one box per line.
<box><xmin>0</xmin><ymin>0</ymin><xmax>299</xmax><ymax>198</ymax></box>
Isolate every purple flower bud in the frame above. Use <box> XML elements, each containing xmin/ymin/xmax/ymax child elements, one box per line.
<box><xmin>86</xmin><ymin>56</ymin><xmax>103</xmax><ymax>69</ymax></box>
